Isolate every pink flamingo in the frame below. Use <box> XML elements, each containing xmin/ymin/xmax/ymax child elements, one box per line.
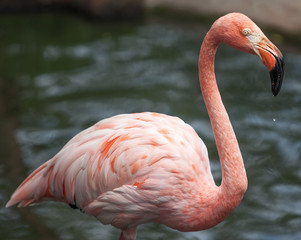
<box><xmin>6</xmin><ymin>13</ymin><xmax>284</xmax><ymax>240</ymax></box>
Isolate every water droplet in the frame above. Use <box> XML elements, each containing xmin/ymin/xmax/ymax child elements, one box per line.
<box><xmin>273</xmin><ymin>118</ymin><xmax>276</xmax><ymax>122</ymax></box>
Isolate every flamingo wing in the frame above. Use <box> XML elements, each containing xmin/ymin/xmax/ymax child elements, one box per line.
<box><xmin>6</xmin><ymin>112</ymin><xmax>212</xmax><ymax>228</ymax></box>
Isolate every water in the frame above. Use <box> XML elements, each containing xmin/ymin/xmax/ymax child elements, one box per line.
<box><xmin>0</xmin><ymin>13</ymin><xmax>301</xmax><ymax>240</ymax></box>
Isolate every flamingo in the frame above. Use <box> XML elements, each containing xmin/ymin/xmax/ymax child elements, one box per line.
<box><xmin>6</xmin><ymin>13</ymin><xmax>284</xmax><ymax>240</ymax></box>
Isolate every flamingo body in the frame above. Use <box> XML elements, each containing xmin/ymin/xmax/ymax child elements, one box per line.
<box><xmin>6</xmin><ymin>13</ymin><xmax>284</xmax><ymax>240</ymax></box>
<box><xmin>7</xmin><ymin>113</ymin><xmax>217</xmax><ymax>230</ymax></box>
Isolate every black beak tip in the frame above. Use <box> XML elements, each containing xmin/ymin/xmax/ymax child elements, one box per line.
<box><xmin>269</xmin><ymin>56</ymin><xmax>285</xmax><ymax>96</ymax></box>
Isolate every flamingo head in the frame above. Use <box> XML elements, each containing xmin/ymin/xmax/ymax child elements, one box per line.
<box><xmin>212</xmin><ymin>13</ymin><xmax>284</xmax><ymax>96</ymax></box>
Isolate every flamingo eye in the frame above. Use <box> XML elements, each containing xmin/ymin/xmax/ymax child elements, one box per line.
<box><xmin>242</xmin><ymin>28</ymin><xmax>252</xmax><ymax>36</ymax></box>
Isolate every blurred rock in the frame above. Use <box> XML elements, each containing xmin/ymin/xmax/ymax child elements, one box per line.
<box><xmin>74</xmin><ymin>0</ymin><xmax>144</xmax><ymax>19</ymax></box>
<box><xmin>0</xmin><ymin>0</ymin><xmax>68</xmax><ymax>11</ymax></box>
<box><xmin>0</xmin><ymin>0</ymin><xmax>144</xmax><ymax>19</ymax></box>
<box><xmin>146</xmin><ymin>0</ymin><xmax>301</xmax><ymax>33</ymax></box>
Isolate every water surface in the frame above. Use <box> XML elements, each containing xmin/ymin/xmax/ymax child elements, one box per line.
<box><xmin>0</xmin><ymin>13</ymin><xmax>300</xmax><ymax>240</ymax></box>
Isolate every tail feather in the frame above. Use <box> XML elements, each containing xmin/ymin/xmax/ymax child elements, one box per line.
<box><xmin>6</xmin><ymin>160</ymin><xmax>52</xmax><ymax>208</ymax></box>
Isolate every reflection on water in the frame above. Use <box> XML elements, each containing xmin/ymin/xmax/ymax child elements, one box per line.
<box><xmin>0</xmin><ymin>13</ymin><xmax>300</xmax><ymax>240</ymax></box>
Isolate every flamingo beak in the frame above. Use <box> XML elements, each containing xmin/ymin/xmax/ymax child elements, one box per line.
<box><xmin>256</xmin><ymin>36</ymin><xmax>284</xmax><ymax>96</ymax></box>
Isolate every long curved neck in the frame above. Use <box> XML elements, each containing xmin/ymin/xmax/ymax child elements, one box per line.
<box><xmin>199</xmin><ymin>30</ymin><xmax>248</xmax><ymax>207</ymax></box>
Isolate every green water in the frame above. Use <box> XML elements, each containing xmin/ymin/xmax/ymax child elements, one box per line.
<box><xmin>0</xmin><ymin>13</ymin><xmax>300</xmax><ymax>240</ymax></box>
